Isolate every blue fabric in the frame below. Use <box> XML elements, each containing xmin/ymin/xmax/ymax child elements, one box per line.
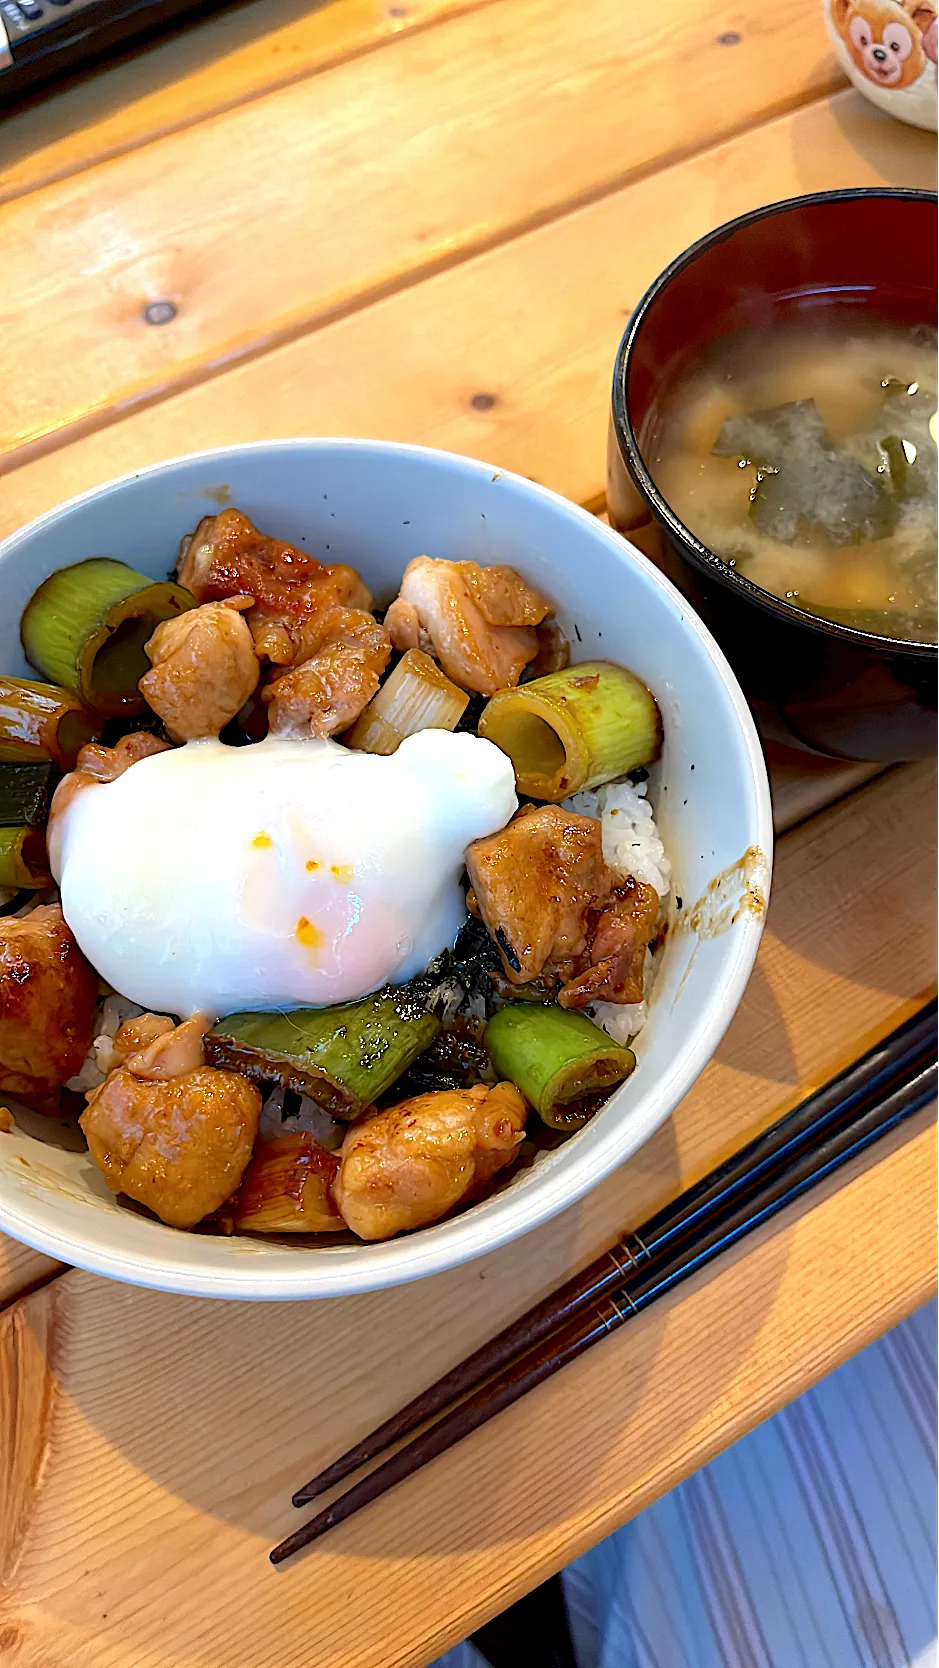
<box><xmin>432</xmin><ymin>1301</ymin><xmax>938</xmax><ymax>1668</ymax></box>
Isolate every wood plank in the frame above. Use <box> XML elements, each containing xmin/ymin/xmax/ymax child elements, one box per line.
<box><xmin>0</xmin><ymin>1232</ymin><xmax>62</xmax><ymax>1309</ymax></box>
<box><xmin>0</xmin><ymin>762</ymin><xmax>933</xmax><ymax>1668</ymax></box>
<box><xmin>0</xmin><ymin>91</ymin><xmax>931</xmax><ymax>545</ymax></box>
<box><xmin>0</xmin><ymin>0</ymin><xmax>490</xmax><ymax>208</ymax></box>
<box><xmin>768</xmin><ymin>746</ymin><xmax>884</xmax><ymax>834</ymax></box>
<box><xmin>0</xmin><ymin>0</ymin><xmax>844</xmax><ymax>469</ymax></box>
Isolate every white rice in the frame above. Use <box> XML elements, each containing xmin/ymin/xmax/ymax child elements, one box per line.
<box><xmin>564</xmin><ymin>776</ymin><xmax>670</xmax><ymax>1045</ymax></box>
<box><xmin>566</xmin><ymin>778</ymin><xmax>671</xmax><ymax>898</ymax></box>
<box><xmin>65</xmin><ymin>992</ymin><xmax>148</xmax><ymax>1093</ymax></box>
<box><xmin>258</xmin><ymin>1084</ymin><xmax>345</xmax><ymax>1150</ymax></box>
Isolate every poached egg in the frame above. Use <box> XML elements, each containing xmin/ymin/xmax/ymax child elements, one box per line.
<box><xmin>51</xmin><ymin>729</ymin><xmax>516</xmax><ymax>1018</ymax></box>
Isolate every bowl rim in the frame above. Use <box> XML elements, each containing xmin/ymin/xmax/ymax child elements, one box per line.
<box><xmin>611</xmin><ymin>186</ymin><xmax>939</xmax><ymax>661</ymax></box>
<box><xmin>0</xmin><ymin>437</ymin><xmax>773</xmax><ymax>1299</ymax></box>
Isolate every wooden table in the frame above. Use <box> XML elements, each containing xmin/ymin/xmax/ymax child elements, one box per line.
<box><xmin>0</xmin><ymin>5</ymin><xmax>935</xmax><ymax>1664</ymax></box>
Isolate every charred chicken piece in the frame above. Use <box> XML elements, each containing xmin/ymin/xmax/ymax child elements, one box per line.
<box><xmin>178</xmin><ymin>508</ymin><xmax>371</xmax><ymax>628</ymax></box>
<box><xmin>140</xmin><ymin>597</ymin><xmax>260</xmax><ymax>742</ymax></box>
<box><xmin>385</xmin><ymin>557</ymin><xmax>551</xmax><ymax>696</ymax></box>
<box><xmin>80</xmin><ymin>1015</ymin><xmax>261</xmax><ymax>1229</ymax></box>
<box><xmin>0</xmin><ymin>904</ymin><xmax>99</xmax><ymax>1111</ymax></box>
<box><xmin>333</xmin><ymin>1081</ymin><xmax>526</xmax><ymax>1240</ymax></box>
<box><xmin>465</xmin><ymin>806</ymin><xmax>606</xmax><ymax>986</ymax></box>
<box><xmin>557</xmin><ymin>876</ymin><xmax>659</xmax><ymax>1008</ymax></box>
<box><xmin>263</xmin><ymin>605</ymin><xmax>392</xmax><ymax>738</ymax></box>
<box><xmin>467</xmin><ymin>806</ymin><xmax>660</xmax><ymax>1009</ymax></box>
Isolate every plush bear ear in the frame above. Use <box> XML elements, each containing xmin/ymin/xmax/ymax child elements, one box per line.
<box><xmin>830</xmin><ymin>0</ymin><xmax>854</xmax><ymax>28</ymax></box>
<box><xmin>908</xmin><ymin>0</ymin><xmax>937</xmax><ymax>31</ymax></box>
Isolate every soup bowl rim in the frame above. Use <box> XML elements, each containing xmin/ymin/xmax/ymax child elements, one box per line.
<box><xmin>611</xmin><ymin>184</ymin><xmax>938</xmax><ymax>662</ymax></box>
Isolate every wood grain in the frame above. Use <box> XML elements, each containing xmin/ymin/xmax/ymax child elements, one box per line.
<box><xmin>0</xmin><ymin>761</ymin><xmax>933</xmax><ymax>1668</ymax></box>
<box><xmin>0</xmin><ymin>0</ymin><xmax>844</xmax><ymax>469</ymax></box>
<box><xmin>0</xmin><ymin>1232</ymin><xmax>62</xmax><ymax>1309</ymax></box>
<box><xmin>0</xmin><ymin>0</ymin><xmax>492</xmax><ymax>207</ymax></box>
<box><xmin>1</xmin><ymin>91</ymin><xmax>931</xmax><ymax>544</ymax></box>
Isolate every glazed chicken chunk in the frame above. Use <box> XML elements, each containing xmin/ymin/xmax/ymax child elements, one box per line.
<box><xmin>263</xmin><ymin>604</ymin><xmax>392</xmax><ymax>737</ymax></box>
<box><xmin>466</xmin><ymin>806</ymin><xmax>606</xmax><ymax>985</ymax></box>
<box><xmin>0</xmin><ymin>904</ymin><xmax>99</xmax><ymax>1111</ymax></box>
<box><xmin>333</xmin><ymin>1081</ymin><xmax>527</xmax><ymax>1240</ymax></box>
<box><xmin>557</xmin><ymin>875</ymin><xmax>659</xmax><ymax>1008</ymax></box>
<box><xmin>385</xmin><ymin>557</ymin><xmax>553</xmax><ymax>696</ymax></box>
<box><xmin>80</xmin><ymin>1015</ymin><xmax>261</xmax><ymax>1229</ymax></box>
<box><xmin>466</xmin><ymin>806</ymin><xmax>659</xmax><ymax>1007</ymax></box>
<box><xmin>139</xmin><ymin>596</ymin><xmax>260</xmax><ymax>741</ymax></box>
<box><xmin>178</xmin><ymin>508</ymin><xmax>371</xmax><ymax>630</ymax></box>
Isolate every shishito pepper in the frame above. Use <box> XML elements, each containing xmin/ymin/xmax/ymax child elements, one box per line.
<box><xmin>485</xmin><ymin>1003</ymin><xmax>635</xmax><ymax>1130</ymax></box>
<box><xmin>21</xmin><ymin>559</ymin><xmax>194</xmax><ymax>717</ymax></box>
<box><xmin>205</xmin><ymin>991</ymin><xmax>441</xmax><ymax>1118</ymax></box>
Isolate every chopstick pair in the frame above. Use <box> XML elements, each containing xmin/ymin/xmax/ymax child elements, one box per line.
<box><xmin>271</xmin><ymin>1000</ymin><xmax>937</xmax><ymax>1565</ymax></box>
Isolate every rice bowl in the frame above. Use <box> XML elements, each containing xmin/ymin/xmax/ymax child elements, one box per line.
<box><xmin>0</xmin><ymin>440</ymin><xmax>772</xmax><ymax>1299</ymax></box>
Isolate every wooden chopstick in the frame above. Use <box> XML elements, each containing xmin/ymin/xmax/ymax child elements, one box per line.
<box><xmin>271</xmin><ymin>1051</ymin><xmax>936</xmax><ymax>1564</ymax></box>
<box><xmin>292</xmin><ymin>1000</ymin><xmax>937</xmax><ymax>1509</ymax></box>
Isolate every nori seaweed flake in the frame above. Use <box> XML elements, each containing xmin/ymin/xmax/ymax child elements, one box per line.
<box><xmin>713</xmin><ymin>399</ymin><xmax>895</xmax><ymax>546</ymax></box>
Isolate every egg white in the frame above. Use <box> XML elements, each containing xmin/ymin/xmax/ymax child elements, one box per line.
<box><xmin>52</xmin><ymin>729</ymin><xmax>517</xmax><ymax>1018</ymax></box>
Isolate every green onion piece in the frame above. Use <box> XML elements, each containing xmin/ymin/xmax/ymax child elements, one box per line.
<box><xmin>0</xmin><ymin>763</ymin><xmax>55</xmax><ymax>830</ymax></box>
<box><xmin>21</xmin><ymin>559</ymin><xmax>194</xmax><ymax>717</ymax></box>
<box><xmin>345</xmin><ymin>648</ymin><xmax>469</xmax><ymax>755</ymax></box>
<box><xmin>479</xmin><ymin>660</ymin><xmax>661</xmax><ymax>801</ymax></box>
<box><xmin>0</xmin><ymin>675</ymin><xmax>99</xmax><ymax>768</ymax></box>
<box><xmin>485</xmin><ymin>1003</ymin><xmax>635</xmax><ymax>1131</ymax></box>
<box><xmin>205</xmin><ymin>992</ymin><xmax>440</xmax><ymax>1117</ymax></box>
<box><xmin>0</xmin><ymin>825</ymin><xmax>51</xmax><ymax>890</ymax></box>
<box><xmin>224</xmin><ymin>1134</ymin><xmax>344</xmax><ymax>1233</ymax></box>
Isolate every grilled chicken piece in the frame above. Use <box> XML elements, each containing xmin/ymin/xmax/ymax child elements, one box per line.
<box><xmin>81</xmin><ymin>1015</ymin><xmax>261</xmax><ymax>1229</ymax></box>
<box><xmin>557</xmin><ymin>876</ymin><xmax>659</xmax><ymax>1009</ymax></box>
<box><xmin>466</xmin><ymin>806</ymin><xmax>605</xmax><ymax>985</ymax></box>
<box><xmin>455</xmin><ymin>562</ymin><xmax>553</xmax><ymax>628</ymax></box>
<box><xmin>122</xmin><ymin>1011</ymin><xmax>214</xmax><ymax>1078</ymax></box>
<box><xmin>334</xmin><ymin>1081</ymin><xmax>526</xmax><ymax>1240</ymax></box>
<box><xmin>65</xmin><ymin>731</ymin><xmax>169</xmax><ymax>786</ymax></box>
<box><xmin>263</xmin><ymin>604</ymin><xmax>392</xmax><ymax>737</ymax></box>
<box><xmin>47</xmin><ymin>732</ymin><xmax>170</xmax><ymax>875</ymax></box>
<box><xmin>140</xmin><ymin>597</ymin><xmax>260</xmax><ymax>741</ymax></box>
<box><xmin>467</xmin><ymin>807</ymin><xmax>660</xmax><ymax>1008</ymax></box>
<box><xmin>110</xmin><ymin>1013</ymin><xmax>175</xmax><ymax>1067</ymax></box>
<box><xmin>223</xmin><ymin>1133</ymin><xmax>343</xmax><ymax>1233</ymax></box>
<box><xmin>384</xmin><ymin>557</ymin><xmax>550</xmax><ymax>696</ymax></box>
<box><xmin>0</xmin><ymin>904</ymin><xmax>99</xmax><ymax>1111</ymax></box>
<box><xmin>527</xmin><ymin>617</ymin><xmax>571</xmax><ymax>678</ymax></box>
<box><xmin>178</xmin><ymin>509</ymin><xmax>371</xmax><ymax>628</ymax></box>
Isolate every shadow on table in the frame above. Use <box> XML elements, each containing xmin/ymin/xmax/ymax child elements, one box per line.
<box><xmin>789</xmin><ymin>86</ymin><xmax>939</xmax><ymax>189</ymax></box>
<box><xmin>0</xmin><ymin>0</ymin><xmax>333</xmax><ymax>176</ymax></box>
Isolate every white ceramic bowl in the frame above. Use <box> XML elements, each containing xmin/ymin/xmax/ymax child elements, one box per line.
<box><xmin>0</xmin><ymin>441</ymin><xmax>772</xmax><ymax>1299</ymax></box>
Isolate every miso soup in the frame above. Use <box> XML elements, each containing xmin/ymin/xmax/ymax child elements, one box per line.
<box><xmin>649</xmin><ymin>318</ymin><xmax>937</xmax><ymax>643</ymax></box>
